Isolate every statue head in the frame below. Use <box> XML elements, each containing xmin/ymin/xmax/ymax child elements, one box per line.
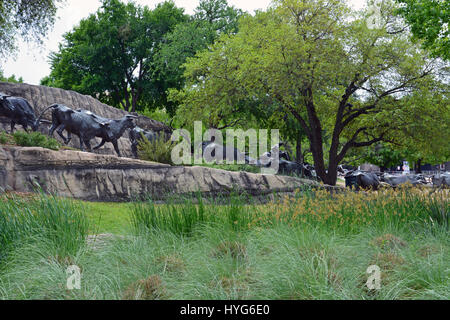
<box><xmin>0</xmin><ymin>93</ymin><xmax>13</xmax><ymax>112</ymax></box>
<box><xmin>124</xmin><ymin>115</ymin><xmax>138</xmax><ymax>130</ymax></box>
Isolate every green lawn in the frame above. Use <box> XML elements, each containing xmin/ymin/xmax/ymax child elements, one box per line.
<box><xmin>82</xmin><ymin>201</ymin><xmax>133</xmax><ymax>234</ymax></box>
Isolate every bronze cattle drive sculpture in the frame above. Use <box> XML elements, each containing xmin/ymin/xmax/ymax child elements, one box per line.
<box><xmin>35</xmin><ymin>105</ymin><xmax>137</xmax><ymax>156</ymax></box>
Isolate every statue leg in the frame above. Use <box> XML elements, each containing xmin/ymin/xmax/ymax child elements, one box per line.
<box><xmin>93</xmin><ymin>139</ymin><xmax>106</xmax><ymax>150</ymax></box>
<box><xmin>10</xmin><ymin>121</ymin><xmax>15</xmax><ymax>133</ymax></box>
<box><xmin>56</xmin><ymin>125</ymin><xmax>69</xmax><ymax>144</ymax></box>
<box><xmin>84</xmin><ymin>139</ymin><xmax>92</xmax><ymax>152</ymax></box>
<box><xmin>49</xmin><ymin>123</ymin><xmax>58</xmax><ymax>137</ymax></box>
<box><xmin>112</xmin><ymin>140</ymin><xmax>121</xmax><ymax>157</ymax></box>
<box><xmin>78</xmin><ymin>134</ymin><xmax>85</xmax><ymax>152</ymax></box>
<box><xmin>66</xmin><ymin>132</ymin><xmax>72</xmax><ymax>144</ymax></box>
<box><xmin>131</xmin><ymin>143</ymin><xmax>138</xmax><ymax>158</ymax></box>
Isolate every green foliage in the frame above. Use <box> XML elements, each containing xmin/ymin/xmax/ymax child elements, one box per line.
<box><xmin>362</xmin><ymin>143</ymin><xmax>407</xmax><ymax>169</ymax></box>
<box><xmin>42</xmin><ymin>0</ymin><xmax>187</xmax><ymax>113</ymax></box>
<box><xmin>12</xmin><ymin>131</ymin><xmax>60</xmax><ymax>151</ymax></box>
<box><xmin>129</xmin><ymin>188</ymin><xmax>450</xmax><ymax>236</ymax></box>
<box><xmin>0</xmin><ymin>132</ymin><xmax>10</xmax><ymax>144</ymax></box>
<box><xmin>131</xmin><ymin>194</ymin><xmax>255</xmax><ymax>236</ymax></box>
<box><xmin>152</xmin><ymin>0</ymin><xmax>243</xmax><ymax>116</ymax></box>
<box><xmin>194</xmin><ymin>0</ymin><xmax>244</xmax><ymax>35</ymax></box>
<box><xmin>139</xmin><ymin>107</ymin><xmax>172</xmax><ymax>125</ymax></box>
<box><xmin>396</xmin><ymin>0</ymin><xmax>449</xmax><ymax>60</ymax></box>
<box><xmin>0</xmin><ymin>0</ymin><xmax>62</xmax><ymax>59</ymax></box>
<box><xmin>137</xmin><ymin>134</ymin><xmax>174</xmax><ymax>165</ymax></box>
<box><xmin>42</xmin><ymin>0</ymin><xmax>242</xmax><ymax>116</ymax></box>
<box><xmin>0</xmin><ymin>70</ymin><xmax>23</xmax><ymax>83</ymax></box>
<box><xmin>174</xmin><ymin>0</ymin><xmax>446</xmax><ymax>184</ymax></box>
<box><xmin>392</xmin><ymin>83</ymin><xmax>450</xmax><ymax>164</ymax></box>
<box><xmin>131</xmin><ymin>197</ymin><xmax>207</xmax><ymax>236</ymax></box>
<box><xmin>152</xmin><ymin>20</ymin><xmax>215</xmax><ymax>116</ymax></box>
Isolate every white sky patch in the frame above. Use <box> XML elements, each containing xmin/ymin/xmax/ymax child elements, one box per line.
<box><xmin>2</xmin><ymin>0</ymin><xmax>366</xmax><ymax>85</ymax></box>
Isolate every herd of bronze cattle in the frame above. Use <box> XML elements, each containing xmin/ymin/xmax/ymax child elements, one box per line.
<box><xmin>342</xmin><ymin>170</ymin><xmax>450</xmax><ymax>190</ymax></box>
<box><xmin>0</xmin><ymin>92</ymin><xmax>449</xmax><ymax>190</ymax></box>
<box><xmin>0</xmin><ymin>92</ymin><xmax>156</xmax><ymax>158</ymax></box>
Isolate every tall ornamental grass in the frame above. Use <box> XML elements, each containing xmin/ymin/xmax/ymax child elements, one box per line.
<box><xmin>0</xmin><ymin>188</ymin><xmax>448</xmax><ymax>300</ymax></box>
<box><xmin>131</xmin><ymin>186</ymin><xmax>449</xmax><ymax>236</ymax></box>
<box><xmin>131</xmin><ymin>194</ymin><xmax>255</xmax><ymax>235</ymax></box>
<box><xmin>259</xmin><ymin>186</ymin><xmax>448</xmax><ymax>233</ymax></box>
<box><xmin>0</xmin><ymin>193</ymin><xmax>89</xmax><ymax>264</ymax></box>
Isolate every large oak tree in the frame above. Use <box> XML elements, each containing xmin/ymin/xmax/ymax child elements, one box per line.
<box><xmin>173</xmin><ymin>0</ymin><xmax>447</xmax><ymax>185</ymax></box>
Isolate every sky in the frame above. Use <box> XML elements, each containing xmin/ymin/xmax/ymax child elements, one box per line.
<box><xmin>2</xmin><ymin>0</ymin><xmax>366</xmax><ymax>85</ymax></box>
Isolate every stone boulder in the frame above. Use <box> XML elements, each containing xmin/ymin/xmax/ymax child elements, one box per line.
<box><xmin>0</xmin><ymin>146</ymin><xmax>327</xmax><ymax>202</ymax></box>
<box><xmin>0</xmin><ymin>82</ymin><xmax>172</xmax><ymax>157</ymax></box>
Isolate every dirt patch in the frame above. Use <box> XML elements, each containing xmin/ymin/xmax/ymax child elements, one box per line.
<box><xmin>372</xmin><ymin>252</ymin><xmax>405</xmax><ymax>270</ymax></box>
<box><xmin>156</xmin><ymin>254</ymin><xmax>185</xmax><ymax>273</ymax></box>
<box><xmin>122</xmin><ymin>275</ymin><xmax>166</xmax><ymax>300</ymax></box>
<box><xmin>371</xmin><ymin>234</ymin><xmax>407</xmax><ymax>250</ymax></box>
<box><xmin>212</xmin><ymin>241</ymin><xmax>247</xmax><ymax>260</ymax></box>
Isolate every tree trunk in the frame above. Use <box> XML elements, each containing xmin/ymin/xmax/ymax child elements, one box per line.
<box><xmin>304</xmin><ymin>91</ymin><xmax>331</xmax><ymax>185</ymax></box>
<box><xmin>123</xmin><ymin>83</ymin><xmax>131</xmax><ymax>112</ymax></box>
<box><xmin>296</xmin><ymin>131</ymin><xmax>303</xmax><ymax>164</ymax></box>
<box><xmin>131</xmin><ymin>92</ymin><xmax>137</xmax><ymax>113</ymax></box>
<box><xmin>325</xmin><ymin>160</ymin><xmax>338</xmax><ymax>186</ymax></box>
<box><xmin>310</xmin><ymin>134</ymin><xmax>328</xmax><ymax>184</ymax></box>
<box><xmin>416</xmin><ymin>158</ymin><xmax>423</xmax><ymax>173</ymax></box>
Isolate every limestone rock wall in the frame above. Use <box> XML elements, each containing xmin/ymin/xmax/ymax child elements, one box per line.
<box><xmin>0</xmin><ymin>82</ymin><xmax>172</xmax><ymax>158</ymax></box>
<box><xmin>0</xmin><ymin>146</ymin><xmax>321</xmax><ymax>202</ymax></box>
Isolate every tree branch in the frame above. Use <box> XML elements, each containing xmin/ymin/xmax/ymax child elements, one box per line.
<box><xmin>337</xmin><ymin>127</ymin><xmax>387</xmax><ymax>163</ymax></box>
<box><xmin>217</xmin><ymin>118</ymin><xmax>244</xmax><ymax>130</ymax></box>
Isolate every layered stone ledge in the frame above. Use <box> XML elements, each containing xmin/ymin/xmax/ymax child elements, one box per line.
<box><xmin>0</xmin><ymin>146</ymin><xmax>326</xmax><ymax>202</ymax></box>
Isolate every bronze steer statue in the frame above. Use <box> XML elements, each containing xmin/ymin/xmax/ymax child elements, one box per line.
<box><xmin>0</xmin><ymin>92</ymin><xmax>39</xmax><ymax>132</ymax></box>
<box><xmin>36</xmin><ymin>105</ymin><xmax>136</xmax><ymax>156</ymax></box>
<box><xmin>381</xmin><ymin>174</ymin><xmax>427</xmax><ymax>187</ymax></box>
<box><xmin>199</xmin><ymin>140</ymin><xmax>251</xmax><ymax>164</ymax></box>
<box><xmin>277</xmin><ymin>160</ymin><xmax>316</xmax><ymax>178</ymax></box>
<box><xmin>255</xmin><ymin>144</ymin><xmax>317</xmax><ymax>179</ymax></box>
<box><xmin>76</xmin><ymin>109</ymin><xmax>137</xmax><ymax>157</ymax></box>
<box><xmin>345</xmin><ymin>171</ymin><xmax>380</xmax><ymax>190</ymax></box>
<box><xmin>432</xmin><ymin>172</ymin><xmax>450</xmax><ymax>188</ymax></box>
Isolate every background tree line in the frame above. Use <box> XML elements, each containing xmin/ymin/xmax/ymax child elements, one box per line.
<box><xmin>40</xmin><ymin>0</ymin><xmax>243</xmax><ymax>115</ymax></box>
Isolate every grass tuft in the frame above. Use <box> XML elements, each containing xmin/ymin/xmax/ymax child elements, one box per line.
<box><xmin>122</xmin><ymin>275</ymin><xmax>166</xmax><ymax>300</ymax></box>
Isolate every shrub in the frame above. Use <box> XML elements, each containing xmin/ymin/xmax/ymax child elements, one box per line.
<box><xmin>12</xmin><ymin>131</ymin><xmax>60</xmax><ymax>150</ymax></box>
<box><xmin>137</xmin><ymin>134</ymin><xmax>174</xmax><ymax>165</ymax></box>
<box><xmin>0</xmin><ymin>131</ymin><xmax>10</xmax><ymax>144</ymax></box>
